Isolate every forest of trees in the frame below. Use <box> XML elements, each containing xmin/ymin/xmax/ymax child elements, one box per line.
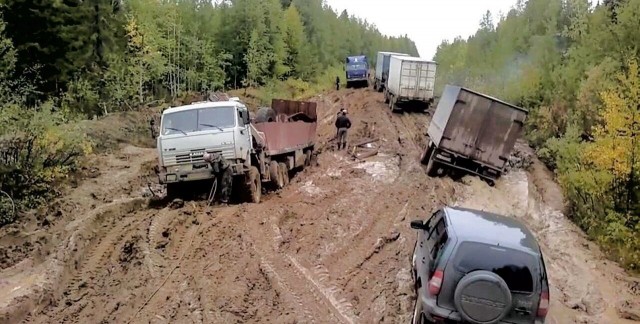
<box><xmin>0</xmin><ymin>0</ymin><xmax>418</xmax><ymax>225</ymax></box>
<box><xmin>433</xmin><ymin>0</ymin><xmax>639</xmax><ymax>271</ymax></box>
<box><xmin>0</xmin><ymin>0</ymin><xmax>418</xmax><ymax>114</ymax></box>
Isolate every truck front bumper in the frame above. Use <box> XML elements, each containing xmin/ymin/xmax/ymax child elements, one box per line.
<box><xmin>158</xmin><ymin>162</ymin><xmax>245</xmax><ymax>184</ymax></box>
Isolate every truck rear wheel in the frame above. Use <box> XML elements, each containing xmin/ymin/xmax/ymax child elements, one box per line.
<box><xmin>304</xmin><ymin>150</ymin><xmax>312</xmax><ymax>167</ymax></box>
<box><xmin>245</xmin><ymin>166</ymin><xmax>261</xmax><ymax>203</ymax></box>
<box><xmin>269</xmin><ymin>161</ymin><xmax>284</xmax><ymax>189</ymax></box>
<box><xmin>422</xmin><ymin>143</ymin><xmax>438</xmax><ymax>177</ymax></box>
<box><xmin>279</xmin><ymin>162</ymin><xmax>290</xmax><ymax>186</ymax></box>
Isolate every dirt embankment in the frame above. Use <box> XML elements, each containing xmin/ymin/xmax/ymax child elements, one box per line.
<box><xmin>1</xmin><ymin>88</ymin><xmax>638</xmax><ymax>323</ymax></box>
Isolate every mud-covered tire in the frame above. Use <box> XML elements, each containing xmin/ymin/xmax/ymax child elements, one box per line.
<box><xmin>279</xmin><ymin>162</ymin><xmax>289</xmax><ymax>186</ymax></box>
<box><xmin>254</xmin><ymin>107</ymin><xmax>276</xmax><ymax>123</ymax></box>
<box><xmin>424</xmin><ymin>145</ymin><xmax>438</xmax><ymax>177</ymax></box>
<box><xmin>304</xmin><ymin>150</ymin><xmax>312</xmax><ymax>167</ymax></box>
<box><xmin>420</xmin><ymin>146</ymin><xmax>432</xmax><ymax>165</ymax></box>
<box><xmin>245</xmin><ymin>166</ymin><xmax>261</xmax><ymax>203</ymax></box>
<box><xmin>269</xmin><ymin>161</ymin><xmax>284</xmax><ymax>189</ymax></box>
<box><xmin>454</xmin><ymin>270</ymin><xmax>512</xmax><ymax>324</ymax></box>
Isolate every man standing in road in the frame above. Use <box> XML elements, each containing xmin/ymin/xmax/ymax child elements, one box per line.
<box><xmin>335</xmin><ymin>76</ymin><xmax>340</xmax><ymax>91</ymax></box>
<box><xmin>335</xmin><ymin>110</ymin><xmax>351</xmax><ymax>150</ymax></box>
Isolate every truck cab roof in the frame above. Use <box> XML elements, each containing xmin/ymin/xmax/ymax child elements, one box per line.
<box><xmin>163</xmin><ymin>100</ymin><xmax>244</xmax><ymax>115</ymax></box>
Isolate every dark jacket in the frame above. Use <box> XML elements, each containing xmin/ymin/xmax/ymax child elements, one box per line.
<box><xmin>335</xmin><ymin>115</ymin><xmax>351</xmax><ymax>129</ymax></box>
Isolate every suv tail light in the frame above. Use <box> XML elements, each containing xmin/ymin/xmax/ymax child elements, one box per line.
<box><xmin>537</xmin><ymin>291</ymin><xmax>549</xmax><ymax>317</ymax></box>
<box><xmin>428</xmin><ymin>270</ymin><xmax>444</xmax><ymax>295</ymax></box>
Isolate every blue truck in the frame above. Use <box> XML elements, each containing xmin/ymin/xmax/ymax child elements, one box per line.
<box><xmin>344</xmin><ymin>55</ymin><xmax>370</xmax><ymax>88</ymax></box>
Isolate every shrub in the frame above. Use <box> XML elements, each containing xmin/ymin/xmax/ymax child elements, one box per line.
<box><xmin>0</xmin><ymin>102</ymin><xmax>92</xmax><ymax>225</ymax></box>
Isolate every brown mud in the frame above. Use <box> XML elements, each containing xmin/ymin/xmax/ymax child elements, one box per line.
<box><xmin>1</xmin><ymin>88</ymin><xmax>638</xmax><ymax>323</ymax></box>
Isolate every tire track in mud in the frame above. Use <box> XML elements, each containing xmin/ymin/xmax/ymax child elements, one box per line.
<box><xmin>131</xmin><ymin>206</ymin><xmax>240</xmax><ymax>323</ymax></box>
<box><xmin>22</xmin><ymin>198</ymin><xmax>149</xmax><ymax>323</ymax></box>
<box><xmin>146</xmin><ymin>208</ymin><xmax>175</xmax><ymax>278</ymax></box>
<box><xmin>244</xmin><ymin>214</ymin><xmax>354</xmax><ymax>324</ymax></box>
<box><xmin>54</xmin><ymin>223</ymin><xmax>150</xmax><ymax>322</ymax></box>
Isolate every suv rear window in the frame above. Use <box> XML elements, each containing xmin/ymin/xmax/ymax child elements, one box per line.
<box><xmin>452</xmin><ymin>242</ymin><xmax>537</xmax><ymax>293</ymax></box>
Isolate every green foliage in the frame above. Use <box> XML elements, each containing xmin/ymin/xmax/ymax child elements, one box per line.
<box><xmin>434</xmin><ymin>0</ymin><xmax>640</xmax><ymax>271</ymax></box>
<box><xmin>0</xmin><ymin>103</ymin><xmax>93</xmax><ymax>225</ymax></box>
<box><xmin>0</xmin><ymin>0</ymin><xmax>417</xmax><ymax>116</ymax></box>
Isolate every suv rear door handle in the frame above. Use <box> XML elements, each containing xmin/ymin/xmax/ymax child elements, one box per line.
<box><xmin>514</xmin><ymin>307</ymin><xmax>531</xmax><ymax>315</ymax></box>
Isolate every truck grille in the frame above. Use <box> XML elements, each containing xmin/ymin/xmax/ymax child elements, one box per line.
<box><xmin>163</xmin><ymin>146</ymin><xmax>235</xmax><ymax>166</ymax></box>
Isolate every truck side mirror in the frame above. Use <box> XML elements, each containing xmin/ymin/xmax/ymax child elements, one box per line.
<box><xmin>243</xmin><ymin>111</ymin><xmax>250</xmax><ymax>125</ymax></box>
<box><xmin>410</xmin><ymin>220</ymin><xmax>428</xmax><ymax>230</ymax></box>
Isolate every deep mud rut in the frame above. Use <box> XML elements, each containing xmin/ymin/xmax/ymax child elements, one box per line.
<box><xmin>1</xmin><ymin>88</ymin><xmax>639</xmax><ymax>324</ymax></box>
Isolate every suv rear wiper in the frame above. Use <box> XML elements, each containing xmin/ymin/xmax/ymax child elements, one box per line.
<box><xmin>165</xmin><ymin>127</ymin><xmax>187</xmax><ymax>135</ymax></box>
<box><xmin>200</xmin><ymin>123</ymin><xmax>224</xmax><ymax>131</ymax></box>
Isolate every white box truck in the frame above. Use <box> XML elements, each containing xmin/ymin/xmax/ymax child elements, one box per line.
<box><xmin>373</xmin><ymin>51</ymin><xmax>409</xmax><ymax>92</ymax></box>
<box><xmin>384</xmin><ymin>56</ymin><xmax>437</xmax><ymax>112</ymax></box>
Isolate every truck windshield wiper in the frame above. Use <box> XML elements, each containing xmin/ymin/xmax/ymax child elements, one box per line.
<box><xmin>165</xmin><ymin>127</ymin><xmax>187</xmax><ymax>135</ymax></box>
<box><xmin>199</xmin><ymin>123</ymin><xmax>224</xmax><ymax>131</ymax></box>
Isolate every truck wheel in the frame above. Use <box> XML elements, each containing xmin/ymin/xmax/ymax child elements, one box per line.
<box><xmin>304</xmin><ymin>150</ymin><xmax>312</xmax><ymax>167</ymax></box>
<box><xmin>255</xmin><ymin>107</ymin><xmax>276</xmax><ymax>123</ymax></box>
<box><xmin>269</xmin><ymin>161</ymin><xmax>284</xmax><ymax>189</ymax></box>
<box><xmin>279</xmin><ymin>162</ymin><xmax>290</xmax><ymax>186</ymax></box>
<box><xmin>420</xmin><ymin>143</ymin><xmax>433</xmax><ymax>165</ymax></box>
<box><xmin>245</xmin><ymin>166</ymin><xmax>261</xmax><ymax>203</ymax></box>
<box><xmin>424</xmin><ymin>145</ymin><xmax>439</xmax><ymax>177</ymax></box>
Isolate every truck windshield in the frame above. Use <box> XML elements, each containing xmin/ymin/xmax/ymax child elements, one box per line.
<box><xmin>346</xmin><ymin>63</ymin><xmax>367</xmax><ymax>71</ymax></box>
<box><xmin>161</xmin><ymin>106</ymin><xmax>235</xmax><ymax>135</ymax></box>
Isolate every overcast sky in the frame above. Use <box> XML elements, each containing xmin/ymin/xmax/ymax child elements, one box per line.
<box><xmin>324</xmin><ymin>0</ymin><xmax>518</xmax><ymax>59</ymax></box>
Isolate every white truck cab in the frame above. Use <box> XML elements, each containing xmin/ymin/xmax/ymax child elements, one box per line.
<box><xmin>156</xmin><ymin>100</ymin><xmax>252</xmax><ymax>186</ymax></box>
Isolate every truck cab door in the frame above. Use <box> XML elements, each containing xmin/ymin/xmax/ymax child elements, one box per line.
<box><xmin>236</xmin><ymin>106</ymin><xmax>252</xmax><ymax>161</ymax></box>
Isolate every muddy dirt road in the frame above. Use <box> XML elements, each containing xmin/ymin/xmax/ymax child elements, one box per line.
<box><xmin>1</xmin><ymin>88</ymin><xmax>638</xmax><ymax>324</ymax></box>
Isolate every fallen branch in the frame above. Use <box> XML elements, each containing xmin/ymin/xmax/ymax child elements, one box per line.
<box><xmin>355</xmin><ymin>149</ymin><xmax>379</xmax><ymax>160</ymax></box>
<box><xmin>353</xmin><ymin>138</ymin><xmax>379</xmax><ymax>147</ymax></box>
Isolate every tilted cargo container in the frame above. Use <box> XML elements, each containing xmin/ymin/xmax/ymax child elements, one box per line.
<box><xmin>421</xmin><ymin>85</ymin><xmax>528</xmax><ymax>185</ymax></box>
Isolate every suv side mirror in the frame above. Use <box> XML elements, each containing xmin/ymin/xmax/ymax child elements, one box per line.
<box><xmin>410</xmin><ymin>220</ymin><xmax>429</xmax><ymax>230</ymax></box>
